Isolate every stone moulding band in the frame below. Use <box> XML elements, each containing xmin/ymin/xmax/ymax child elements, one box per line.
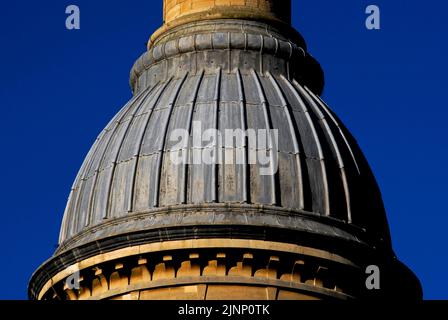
<box><xmin>130</xmin><ymin>30</ymin><xmax>305</xmax><ymax>91</ymax></box>
<box><xmin>56</xmin><ymin>203</ymin><xmax>368</xmax><ymax>254</ymax></box>
<box><xmin>88</xmin><ymin>277</ymin><xmax>351</xmax><ymax>301</ymax></box>
<box><xmin>35</xmin><ymin>238</ymin><xmax>357</xmax><ymax>300</ymax></box>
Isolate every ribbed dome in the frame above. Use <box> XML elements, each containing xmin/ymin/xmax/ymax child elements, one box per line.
<box><xmin>30</xmin><ymin>13</ymin><xmax>422</xmax><ymax>301</ymax></box>
<box><xmin>57</xmin><ymin>18</ymin><xmax>390</xmax><ymax>252</ymax></box>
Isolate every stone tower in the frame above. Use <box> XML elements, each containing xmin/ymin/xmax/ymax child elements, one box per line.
<box><xmin>29</xmin><ymin>0</ymin><xmax>422</xmax><ymax>300</ymax></box>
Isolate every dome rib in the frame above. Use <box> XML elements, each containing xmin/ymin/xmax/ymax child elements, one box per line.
<box><xmin>61</xmin><ymin>88</ymin><xmax>151</xmax><ymax>241</ymax></box>
<box><xmin>297</xmin><ymin>82</ymin><xmax>351</xmax><ymax>221</ymax></box>
<box><xmin>267</xmin><ymin>72</ymin><xmax>304</xmax><ymax>209</ymax></box>
<box><xmin>211</xmin><ymin>68</ymin><xmax>221</xmax><ymax>203</ymax></box>
<box><xmin>235</xmin><ymin>68</ymin><xmax>249</xmax><ymax>204</ymax></box>
<box><xmin>127</xmin><ymin>80</ymin><xmax>172</xmax><ymax>213</ymax></box>
<box><xmin>106</xmin><ymin>85</ymin><xmax>164</xmax><ymax>221</ymax></box>
<box><xmin>179</xmin><ymin>71</ymin><xmax>205</xmax><ymax>205</ymax></box>
<box><xmin>310</xmin><ymin>91</ymin><xmax>361</xmax><ymax>174</ymax></box>
<box><xmin>280</xmin><ymin>76</ymin><xmax>329</xmax><ymax>215</ymax></box>
<box><xmin>304</xmin><ymin>88</ymin><xmax>357</xmax><ymax>223</ymax></box>
<box><xmin>88</xmin><ymin>87</ymin><xmax>159</xmax><ymax>225</ymax></box>
<box><xmin>125</xmin><ymin>82</ymin><xmax>160</xmax><ymax>212</ymax></box>
<box><xmin>250</xmin><ymin>68</ymin><xmax>278</xmax><ymax>205</ymax></box>
<box><xmin>153</xmin><ymin>72</ymin><xmax>189</xmax><ymax>208</ymax></box>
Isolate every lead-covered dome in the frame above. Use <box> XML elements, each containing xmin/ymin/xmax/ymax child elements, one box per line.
<box><xmin>57</xmin><ymin>20</ymin><xmax>390</xmax><ymax>253</ymax></box>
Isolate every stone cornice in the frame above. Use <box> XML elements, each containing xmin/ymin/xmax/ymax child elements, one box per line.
<box><xmin>34</xmin><ymin>239</ymin><xmax>357</xmax><ymax>300</ymax></box>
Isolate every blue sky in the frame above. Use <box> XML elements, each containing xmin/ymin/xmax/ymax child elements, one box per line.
<box><xmin>0</xmin><ymin>0</ymin><xmax>446</xmax><ymax>299</ymax></box>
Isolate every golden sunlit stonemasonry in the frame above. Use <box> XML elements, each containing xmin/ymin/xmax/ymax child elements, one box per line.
<box><xmin>41</xmin><ymin>240</ymin><xmax>351</xmax><ymax>300</ymax></box>
<box><xmin>163</xmin><ymin>0</ymin><xmax>291</xmax><ymax>25</ymax></box>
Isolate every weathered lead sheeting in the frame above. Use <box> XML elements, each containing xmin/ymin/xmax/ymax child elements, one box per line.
<box><xmin>54</xmin><ymin>18</ymin><xmax>391</xmax><ymax>254</ymax></box>
<box><xmin>60</xmin><ymin>67</ymin><xmax>387</xmax><ymax>246</ymax></box>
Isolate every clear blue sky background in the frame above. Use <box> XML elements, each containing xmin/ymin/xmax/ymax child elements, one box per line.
<box><xmin>0</xmin><ymin>0</ymin><xmax>446</xmax><ymax>299</ymax></box>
